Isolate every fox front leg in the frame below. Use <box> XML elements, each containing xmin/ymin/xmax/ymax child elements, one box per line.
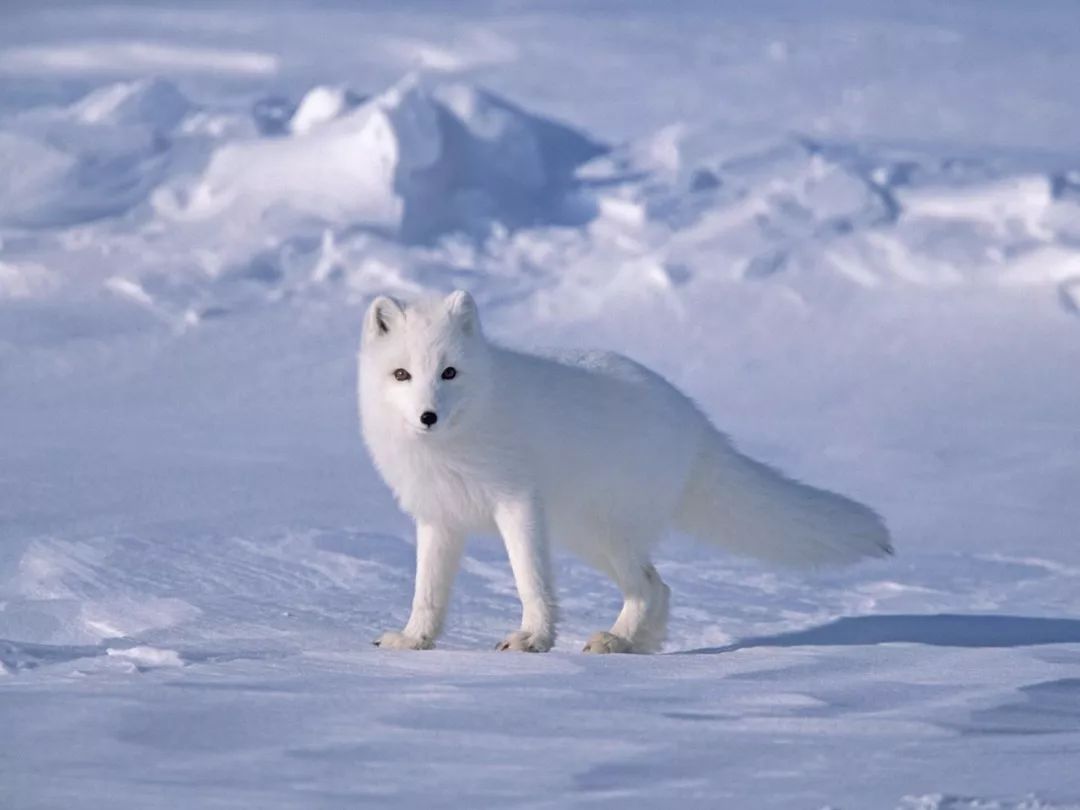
<box><xmin>493</xmin><ymin>495</ymin><xmax>557</xmax><ymax>652</ymax></box>
<box><xmin>374</xmin><ymin>520</ymin><xmax>465</xmax><ymax>650</ymax></box>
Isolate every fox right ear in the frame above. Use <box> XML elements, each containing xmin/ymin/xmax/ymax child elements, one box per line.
<box><xmin>365</xmin><ymin>296</ymin><xmax>404</xmax><ymax>338</ymax></box>
<box><xmin>445</xmin><ymin>290</ymin><xmax>479</xmax><ymax>337</ymax></box>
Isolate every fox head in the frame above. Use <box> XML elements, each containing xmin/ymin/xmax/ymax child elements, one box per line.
<box><xmin>359</xmin><ymin>290</ymin><xmax>492</xmax><ymax>438</ymax></box>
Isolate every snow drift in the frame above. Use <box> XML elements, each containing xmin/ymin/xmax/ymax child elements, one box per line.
<box><xmin>154</xmin><ymin>75</ymin><xmax>606</xmax><ymax>241</ymax></box>
<box><xmin>4</xmin><ymin>74</ymin><xmax>1079</xmax><ymax>330</ymax></box>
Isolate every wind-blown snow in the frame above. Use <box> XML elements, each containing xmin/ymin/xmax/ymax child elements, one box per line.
<box><xmin>1</xmin><ymin>2</ymin><xmax>1079</xmax><ymax>808</ymax></box>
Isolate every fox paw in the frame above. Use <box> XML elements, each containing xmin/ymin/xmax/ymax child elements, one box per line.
<box><xmin>495</xmin><ymin>630</ymin><xmax>553</xmax><ymax>653</ymax></box>
<box><xmin>373</xmin><ymin>631</ymin><xmax>434</xmax><ymax>650</ymax></box>
<box><xmin>582</xmin><ymin>631</ymin><xmax>634</xmax><ymax>654</ymax></box>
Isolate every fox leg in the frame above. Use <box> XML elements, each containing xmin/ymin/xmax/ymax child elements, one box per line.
<box><xmin>584</xmin><ymin>560</ymin><xmax>670</xmax><ymax>654</ymax></box>
<box><xmin>493</xmin><ymin>495</ymin><xmax>557</xmax><ymax>652</ymax></box>
<box><xmin>374</xmin><ymin>520</ymin><xmax>464</xmax><ymax>650</ymax></box>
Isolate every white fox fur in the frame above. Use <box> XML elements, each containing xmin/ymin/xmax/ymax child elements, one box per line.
<box><xmin>359</xmin><ymin>291</ymin><xmax>892</xmax><ymax>654</ymax></box>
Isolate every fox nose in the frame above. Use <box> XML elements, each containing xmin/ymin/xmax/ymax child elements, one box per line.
<box><xmin>420</xmin><ymin>411</ymin><xmax>438</xmax><ymax>427</ymax></box>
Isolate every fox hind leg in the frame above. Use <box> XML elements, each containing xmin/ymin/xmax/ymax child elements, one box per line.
<box><xmin>584</xmin><ymin>560</ymin><xmax>670</xmax><ymax>655</ymax></box>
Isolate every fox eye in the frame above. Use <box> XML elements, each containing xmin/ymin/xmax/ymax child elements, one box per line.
<box><xmin>393</xmin><ymin>368</ymin><xmax>411</xmax><ymax>382</ymax></box>
<box><xmin>441</xmin><ymin>367</ymin><xmax>457</xmax><ymax>380</ymax></box>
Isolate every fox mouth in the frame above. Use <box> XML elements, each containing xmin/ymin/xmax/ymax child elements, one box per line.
<box><xmin>405</xmin><ymin>412</ymin><xmax>459</xmax><ymax>436</ymax></box>
<box><xmin>405</xmin><ymin>417</ymin><xmax>441</xmax><ymax>435</ymax></box>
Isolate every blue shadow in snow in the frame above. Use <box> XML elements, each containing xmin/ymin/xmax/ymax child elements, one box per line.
<box><xmin>686</xmin><ymin>614</ymin><xmax>1080</xmax><ymax>655</ymax></box>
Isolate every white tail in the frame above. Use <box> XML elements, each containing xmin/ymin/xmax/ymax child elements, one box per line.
<box><xmin>676</xmin><ymin>431</ymin><xmax>893</xmax><ymax>567</ymax></box>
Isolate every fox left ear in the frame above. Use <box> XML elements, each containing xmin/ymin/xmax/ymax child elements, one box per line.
<box><xmin>445</xmin><ymin>290</ymin><xmax>480</xmax><ymax>337</ymax></box>
<box><xmin>365</xmin><ymin>295</ymin><xmax>404</xmax><ymax>340</ymax></box>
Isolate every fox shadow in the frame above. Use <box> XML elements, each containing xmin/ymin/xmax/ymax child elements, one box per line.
<box><xmin>685</xmin><ymin>613</ymin><xmax>1080</xmax><ymax>655</ymax></box>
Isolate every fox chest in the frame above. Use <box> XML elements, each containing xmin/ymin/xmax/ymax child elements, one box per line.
<box><xmin>378</xmin><ymin>449</ymin><xmax>502</xmax><ymax>530</ymax></box>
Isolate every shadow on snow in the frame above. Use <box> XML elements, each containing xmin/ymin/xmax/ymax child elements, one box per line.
<box><xmin>684</xmin><ymin>614</ymin><xmax>1080</xmax><ymax>654</ymax></box>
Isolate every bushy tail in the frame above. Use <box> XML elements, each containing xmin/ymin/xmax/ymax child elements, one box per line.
<box><xmin>676</xmin><ymin>431</ymin><xmax>893</xmax><ymax>567</ymax></box>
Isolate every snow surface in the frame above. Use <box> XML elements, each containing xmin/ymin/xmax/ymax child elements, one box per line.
<box><xmin>1</xmin><ymin>2</ymin><xmax>1079</xmax><ymax>807</ymax></box>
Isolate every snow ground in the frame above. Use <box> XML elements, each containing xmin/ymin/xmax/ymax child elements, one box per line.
<box><xmin>1</xmin><ymin>2</ymin><xmax>1079</xmax><ymax>807</ymax></box>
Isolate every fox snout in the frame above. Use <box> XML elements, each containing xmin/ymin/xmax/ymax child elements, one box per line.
<box><xmin>419</xmin><ymin>410</ymin><xmax>438</xmax><ymax>428</ymax></box>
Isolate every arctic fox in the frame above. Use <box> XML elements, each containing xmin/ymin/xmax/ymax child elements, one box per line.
<box><xmin>359</xmin><ymin>291</ymin><xmax>892</xmax><ymax>654</ymax></box>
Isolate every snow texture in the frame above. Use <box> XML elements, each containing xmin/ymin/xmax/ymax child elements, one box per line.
<box><xmin>1</xmin><ymin>2</ymin><xmax>1078</xmax><ymax>808</ymax></box>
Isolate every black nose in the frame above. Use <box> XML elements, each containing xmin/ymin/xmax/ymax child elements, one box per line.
<box><xmin>420</xmin><ymin>411</ymin><xmax>438</xmax><ymax>427</ymax></box>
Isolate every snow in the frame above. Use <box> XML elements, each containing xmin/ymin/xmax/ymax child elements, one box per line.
<box><xmin>157</xmin><ymin>74</ymin><xmax>601</xmax><ymax>241</ymax></box>
<box><xmin>1</xmin><ymin>1</ymin><xmax>1079</xmax><ymax>807</ymax></box>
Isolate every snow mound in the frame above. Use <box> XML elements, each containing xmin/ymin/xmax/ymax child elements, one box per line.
<box><xmin>68</xmin><ymin>77</ymin><xmax>192</xmax><ymax>129</ymax></box>
<box><xmin>155</xmin><ymin>75</ymin><xmax>605</xmax><ymax>241</ymax></box>
<box><xmin>288</xmin><ymin>84</ymin><xmax>367</xmax><ymax>135</ymax></box>
<box><xmin>576</xmin><ymin>134</ymin><xmax>1080</xmax><ymax>299</ymax></box>
<box><xmin>0</xmin><ymin>78</ymin><xmax>195</xmax><ymax>228</ymax></box>
<box><xmin>105</xmin><ymin>645</ymin><xmax>184</xmax><ymax>668</ymax></box>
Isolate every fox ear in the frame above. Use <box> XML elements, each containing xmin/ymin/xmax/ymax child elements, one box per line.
<box><xmin>445</xmin><ymin>290</ymin><xmax>479</xmax><ymax>336</ymax></box>
<box><xmin>365</xmin><ymin>296</ymin><xmax>404</xmax><ymax>338</ymax></box>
